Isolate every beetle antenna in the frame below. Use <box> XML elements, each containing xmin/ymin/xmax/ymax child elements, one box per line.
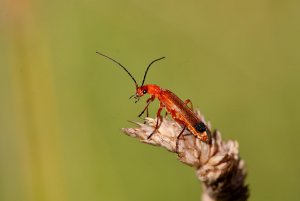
<box><xmin>96</xmin><ymin>52</ymin><xmax>138</xmax><ymax>89</ymax></box>
<box><xmin>141</xmin><ymin>57</ymin><xmax>165</xmax><ymax>86</ymax></box>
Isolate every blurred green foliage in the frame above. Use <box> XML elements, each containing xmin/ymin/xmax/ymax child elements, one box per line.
<box><xmin>1</xmin><ymin>0</ymin><xmax>300</xmax><ymax>201</ymax></box>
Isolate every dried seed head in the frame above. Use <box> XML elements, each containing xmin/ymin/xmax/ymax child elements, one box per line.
<box><xmin>122</xmin><ymin>110</ymin><xmax>248</xmax><ymax>201</ymax></box>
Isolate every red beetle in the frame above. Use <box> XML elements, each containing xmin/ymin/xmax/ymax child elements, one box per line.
<box><xmin>97</xmin><ymin>52</ymin><xmax>211</xmax><ymax>144</ymax></box>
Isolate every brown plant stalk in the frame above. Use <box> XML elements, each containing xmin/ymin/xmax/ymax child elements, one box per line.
<box><xmin>122</xmin><ymin>110</ymin><xmax>249</xmax><ymax>201</ymax></box>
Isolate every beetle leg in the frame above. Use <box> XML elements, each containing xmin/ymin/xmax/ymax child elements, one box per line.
<box><xmin>164</xmin><ymin>111</ymin><xmax>168</xmax><ymax>117</ymax></box>
<box><xmin>184</xmin><ymin>99</ymin><xmax>193</xmax><ymax>110</ymax></box>
<box><xmin>147</xmin><ymin>102</ymin><xmax>164</xmax><ymax>139</ymax></box>
<box><xmin>176</xmin><ymin>126</ymin><xmax>186</xmax><ymax>153</ymax></box>
<box><xmin>138</xmin><ymin>95</ymin><xmax>155</xmax><ymax>117</ymax></box>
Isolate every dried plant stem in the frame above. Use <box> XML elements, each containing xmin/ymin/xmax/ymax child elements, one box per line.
<box><xmin>122</xmin><ymin>110</ymin><xmax>249</xmax><ymax>201</ymax></box>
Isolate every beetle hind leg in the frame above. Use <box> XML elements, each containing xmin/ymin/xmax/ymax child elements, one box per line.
<box><xmin>184</xmin><ymin>99</ymin><xmax>194</xmax><ymax>110</ymax></box>
<box><xmin>176</xmin><ymin>126</ymin><xmax>186</xmax><ymax>153</ymax></box>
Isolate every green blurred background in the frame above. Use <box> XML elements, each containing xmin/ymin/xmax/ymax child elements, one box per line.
<box><xmin>1</xmin><ymin>0</ymin><xmax>300</xmax><ymax>201</ymax></box>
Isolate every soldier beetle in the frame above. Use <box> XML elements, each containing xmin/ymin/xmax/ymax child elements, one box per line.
<box><xmin>96</xmin><ymin>52</ymin><xmax>211</xmax><ymax>146</ymax></box>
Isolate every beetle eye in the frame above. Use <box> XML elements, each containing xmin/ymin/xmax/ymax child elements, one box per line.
<box><xmin>143</xmin><ymin>90</ymin><xmax>147</xmax><ymax>94</ymax></box>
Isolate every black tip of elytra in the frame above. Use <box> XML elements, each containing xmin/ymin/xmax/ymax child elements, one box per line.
<box><xmin>195</xmin><ymin>122</ymin><xmax>207</xmax><ymax>133</ymax></box>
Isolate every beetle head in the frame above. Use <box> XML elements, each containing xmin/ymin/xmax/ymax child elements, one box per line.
<box><xmin>130</xmin><ymin>85</ymin><xmax>148</xmax><ymax>103</ymax></box>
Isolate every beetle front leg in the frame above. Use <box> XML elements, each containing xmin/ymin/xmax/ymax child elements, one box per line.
<box><xmin>138</xmin><ymin>95</ymin><xmax>155</xmax><ymax>117</ymax></box>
